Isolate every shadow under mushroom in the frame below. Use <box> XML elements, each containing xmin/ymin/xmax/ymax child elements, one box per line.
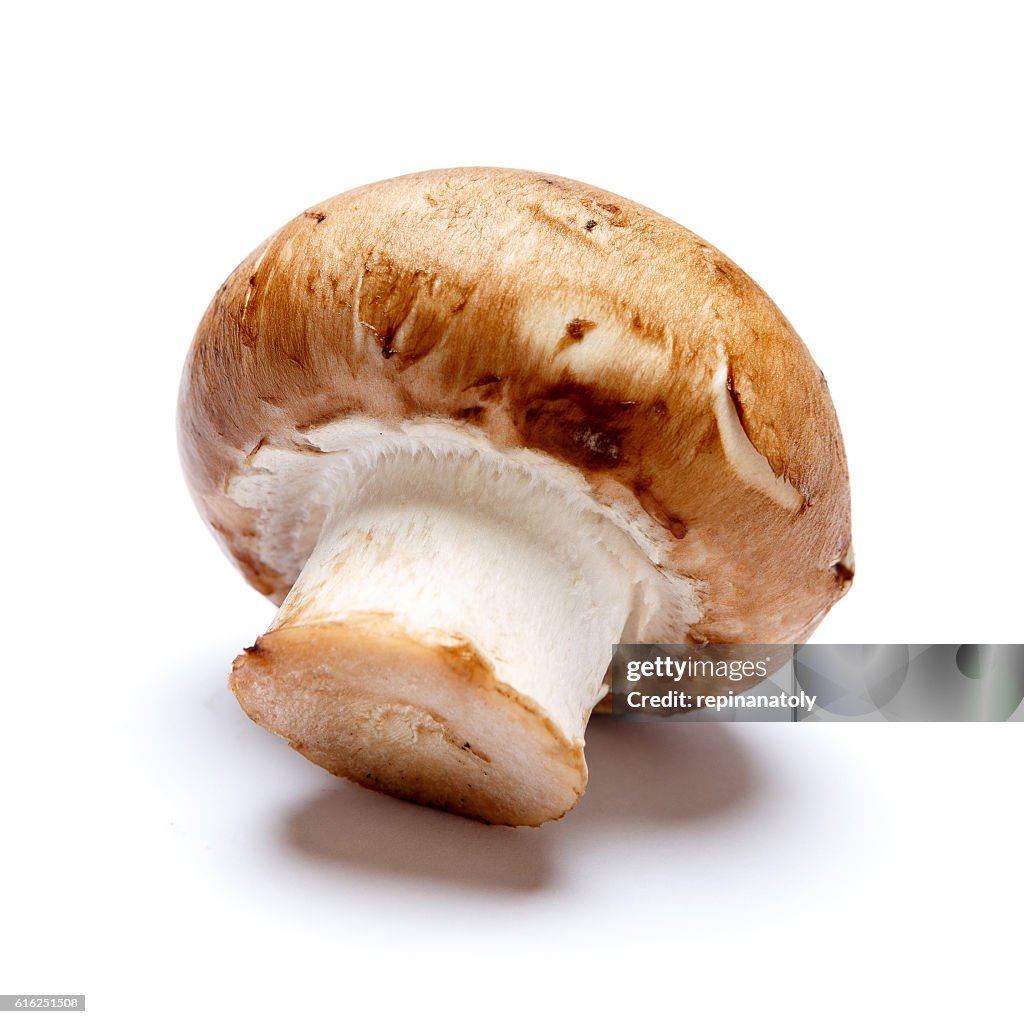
<box><xmin>281</xmin><ymin>718</ymin><xmax>758</xmax><ymax>893</ymax></box>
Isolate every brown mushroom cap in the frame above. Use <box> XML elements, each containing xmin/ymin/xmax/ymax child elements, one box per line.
<box><xmin>179</xmin><ymin>166</ymin><xmax>853</xmax><ymax>644</ymax></box>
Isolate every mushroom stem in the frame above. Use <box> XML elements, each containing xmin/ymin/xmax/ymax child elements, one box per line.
<box><xmin>279</xmin><ymin>450</ymin><xmax>634</xmax><ymax>739</ymax></box>
<box><xmin>230</xmin><ymin>440</ymin><xmax>650</xmax><ymax>823</ymax></box>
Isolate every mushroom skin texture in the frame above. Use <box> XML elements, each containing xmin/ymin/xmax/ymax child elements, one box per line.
<box><xmin>178</xmin><ymin>167</ymin><xmax>853</xmax><ymax>826</ymax></box>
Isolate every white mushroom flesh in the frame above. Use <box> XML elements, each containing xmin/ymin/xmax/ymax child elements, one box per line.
<box><xmin>227</xmin><ymin>417</ymin><xmax>700</xmax><ymax>742</ymax></box>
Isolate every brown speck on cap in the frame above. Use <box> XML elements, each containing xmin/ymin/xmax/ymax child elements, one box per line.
<box><xmin>566</xmin><ymin>318</ymin><xmax>596</xmax><ymax>340</ymax></box>
<box><xmin>557</xmin><ymin>317</ymin><xmax>598</xmax><ymax>353</ymax></box>
<box><xmin>831</xmin><ymin>559</ymin><xmax>855</xmax><ymax>584</ymax></box>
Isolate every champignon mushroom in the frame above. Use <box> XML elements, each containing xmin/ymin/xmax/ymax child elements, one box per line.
<box><xmin>178</xmin><ymin>167</ymin><xmax>853</xmax><ymax>826</ymax></box>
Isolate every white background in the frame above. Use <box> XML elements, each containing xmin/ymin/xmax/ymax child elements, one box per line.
<box><xmin>3</xmin><ymin>2</ymin><xmax>1021</xmax><ymax>1021</ymax></box>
